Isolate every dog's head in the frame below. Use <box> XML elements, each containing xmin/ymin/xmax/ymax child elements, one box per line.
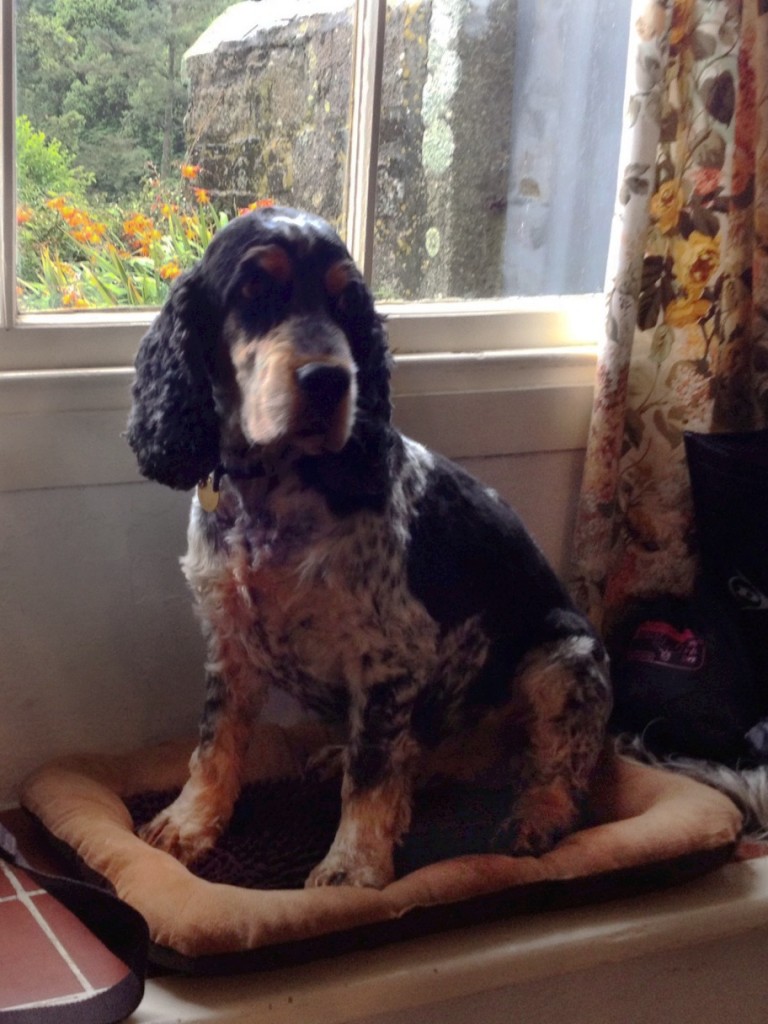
<box><xmin>127</xmin><ymin>207</ymin><xmax>391</xmax><ymax>491</ymax></box>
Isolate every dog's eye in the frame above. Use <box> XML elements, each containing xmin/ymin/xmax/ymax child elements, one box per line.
<box><xmin>241</xmin><ymin>269</ymin><xmax>275</xmax><ymax>302</ymax></box>
<box><xmin>324</xmin><ymin>260</ymin><xmax>370</xmax><ymax>322</ymax></box>
<box><xmin>239</xmin><ymin>274</ymin><xmax>292</xmax><ymax>332</ymax></box>
<box><xmin>334</xmin><ymin>280</ymin><xmax>370</xmax><ymax>323</ymax></box>
<box><xmin>241</xmin><ymin>274</ymin><xmax>263</xmax><ymax>302</ymax></box>
<box><xmin>238</xmin><ymin>245</ymin><xmax>293</xmax><ymax>305</ymax></box>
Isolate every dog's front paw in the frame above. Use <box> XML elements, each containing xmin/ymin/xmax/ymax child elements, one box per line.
<box><xmin>304</xmin><ymin>848</ymin><xmax>394</xmax><ymax>889</ymax></box>
<box><xmin>138</xmin><ymin>796</ymin><xmax>222</xmax><ymax>866</ymax></box>
<box><xmin>505</xmin><ymin>817</ymin><xmax>565</xmax><ymax>858</ymax></box>
<box><xmin>498</xmin><ymin>779</ymin><xmax>580</xmax><ymax>857</ymax></box>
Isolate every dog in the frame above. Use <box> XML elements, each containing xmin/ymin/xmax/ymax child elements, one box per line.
<box><xmin>127</xmin><ymin>206</ymin><xmax>611</xmax><ymax>888</ymax></box>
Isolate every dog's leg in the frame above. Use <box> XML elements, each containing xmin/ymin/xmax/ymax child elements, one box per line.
<box><xmin>305</xmin><ymin>680</ymin><xmax>420</xmax><ymax>889</ymax></box>
<box><xmin>304</xmin><ymin>770</ymin><xmax>414</xmax><ymax>889</ymax></box>
<box><xmin>139</xmin><ymin>667</ymin><xmax>262</xmax><ymax>865</ymax></box>
<box><xmin>499</xmin><ymin>634</ymin><xmax>611</xmax><ymax>856</ymax></box>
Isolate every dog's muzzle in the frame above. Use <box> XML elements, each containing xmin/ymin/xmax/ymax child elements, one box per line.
<box><xmin>294</xmin><ymin>360</ymin><xmax>355</xmax><ymax>454</ymax></box>
<box><xmin>297</xmin><ymin>362</ymin><xmax>352</xmax><ymax>418</ymax></box>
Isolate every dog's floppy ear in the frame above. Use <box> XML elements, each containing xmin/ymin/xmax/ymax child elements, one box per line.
<box><xmin>334</xmin><ymin>274</ymin><xmax>393</xmax><ymax>424</ymax></box>
<box><xmin>358</xmin><ymin>313</ymin><xmax>394</xmax><ymax>423</ymax></box>
<box><xmin>126</xmin><ymin>264</ymin><xmax>221</xmax><ymax>490</ymax></box>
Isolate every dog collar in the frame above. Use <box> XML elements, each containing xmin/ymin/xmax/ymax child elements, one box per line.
<box><xmin>197</xmin><ymin>462</ymin><xmax>268</xmax><ymax>513</ymax></box>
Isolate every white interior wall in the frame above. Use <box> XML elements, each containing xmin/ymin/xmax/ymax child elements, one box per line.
<box><xmin>0</xmin><ymin>443</ymin><xmax>584</xmax><ymax>807</ymax></box>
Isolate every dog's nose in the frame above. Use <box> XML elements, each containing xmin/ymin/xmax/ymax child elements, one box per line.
<box><xmin>296</xmin><ymin>362</ymin><xmax>351</xmax><ymax>417</ymax></box>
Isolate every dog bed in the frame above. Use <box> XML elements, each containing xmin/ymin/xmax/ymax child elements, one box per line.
<box><xmin>20</xmin><ymin>722</ymin><xmax>742</xmax><ymax>974</ymax></box>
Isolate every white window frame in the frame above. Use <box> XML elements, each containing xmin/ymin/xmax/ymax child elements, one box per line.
<box><xmin>0</xmin><ymin>0</ymin><xmax>602</xmax><ymax>490</ymax></box>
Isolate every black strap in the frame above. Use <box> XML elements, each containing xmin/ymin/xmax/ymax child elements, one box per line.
<box><xmin>0</xmin><ymin>822</ymin><xmax>148</xmax><ymax>1024</ymax></box>
<box><xmin>214</xmin><ymin>461</ymin><xmax>268</xmax><ymax>490</ymax></box>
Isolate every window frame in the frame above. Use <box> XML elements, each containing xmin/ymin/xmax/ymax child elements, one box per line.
<box><xmin>1</xmin><ymin>0</ymin><xmax>606</xmax><ymax>355</ymax></box>
<box><xmin>0</xmin><ymin>0</ymin><xmax>602</xmax><ymax>484</ymax></box>
<box><xmin>0</xmin><ymin>0</ymin><xmax>606</xmax><ymax>495</ymax></box>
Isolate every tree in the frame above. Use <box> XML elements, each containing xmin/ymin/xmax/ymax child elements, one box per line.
<box><xmin>15</xmin><ymin>115</ymin><xmax>94</xmax><ymax>282</ymax></box>
<box><xmin>16</xmin><ymin>115</ymin><xmax>92</xmax><ymax>208</ymax></box>
<box><xmin>16</xmin><ymin>0</ymin><xmax>231</xmax><ymax>201</ymax></box>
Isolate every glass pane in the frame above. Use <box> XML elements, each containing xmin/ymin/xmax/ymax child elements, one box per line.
<box><xmin>372</xmin><ymin>0</ymin><xmax>633</xmax><ymax>301</ymax></box>
<box><xmin>15</xmin><ymin>0</ymin><xmax>354</xmax><ymax>311</ymax></box>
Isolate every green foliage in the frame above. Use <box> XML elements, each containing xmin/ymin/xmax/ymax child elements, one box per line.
<box><xmin>15</xmin><ymin>0</ymin><xmax>236</xmax><ymax>306</ymax></box>
<box><xmin>15</xmin><ymin>115</ymin><xmax>96</xmax><ymax>280</ymax></box>
<box><xmin>16</xmin><ymin>115</ymin><xmax>92</xmax><ymax>206</ymax></box>
<box><xmin>17</xmin><ymin>0</ymin><xmax>231</xmax><ymax>201</ymax></box>
<box><xmin>16</xmin><ymin>159</ymin><xmax>259</xmax><ymax>310</ymax></box>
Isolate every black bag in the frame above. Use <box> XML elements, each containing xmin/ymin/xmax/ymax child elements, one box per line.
<box><xmin>684</xmin><ymin>429</ymin><xmax>768</xmax><ymax>705</ymax></box>
<box><xmin>609</xmin><ymin>590</ymin><xmax>761</xmax><ymax>763</ymax></box>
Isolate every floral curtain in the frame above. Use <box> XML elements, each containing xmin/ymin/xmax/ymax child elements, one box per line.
<box><xmin>571</xmin><ymin>0</ymin><xmax>768</xmax><ymax>634</ymax></box>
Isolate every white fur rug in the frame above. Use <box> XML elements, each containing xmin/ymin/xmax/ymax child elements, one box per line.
<box><xmin>620</xmin><ymin>736</ymin><xmax>768</xmax><ymax>841</ymax></box>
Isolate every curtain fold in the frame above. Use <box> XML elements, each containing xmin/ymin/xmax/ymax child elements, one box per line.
<box><xmin>571</xmin><ymin>0</ymin><xmax>768</xmax><ymax>634</ymax></box>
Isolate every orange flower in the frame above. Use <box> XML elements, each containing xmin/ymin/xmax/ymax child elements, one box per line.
<box><xmin>106</xmin><ymin>242</ymin><xmax>132</xmax><ymax>260</ymax></box>
<box><xmin>180</xmin><ymin>214</ymin><xmax>198</xmax><ymax>240</ymax></box>
<box><xmin>123</xmin><ymin>212</ymin><xmax>161</xmax><ymax>255</ymax></box>
<box><xmin>650</xmin><ymin>181</ymin><xmax>684</xmax><ymax>234</ymax></box>
<box><xmin>73</xmin><ymin>225</ymin><xmax>106</xmax><ymax>245</ymax></box>
<box><xmin>16</xmin><ymin>205</ymin><xmax>33</xmax><ymax>225</ymax></box>
<box><xmin>664</xmin><ymin>294</ymin><xmax>711</xmax><ymax>327</ymax></box>
<box><xmin>193</xmin><ymin>187</ymin><xmax>211</xmax><ymax>204</ymax></box>
<box><xmin>123</xmin><ymin>212</ymin><xmax>154</xmax><ymax>236</ymax></box>
<box><xmin>47</xmin><ymin>200</ymin><xmax>108</xmax><ymax>247</ymax></box>
<box><xmin>159</xmin><ymin>261</ymin><xmax>181</xmax><ymax>280</ymax></box>
<box><xmin>180</xmin><ymin>163</ymin><xmax>202</xmax><ymax>180</ymax></box>
<box><xmin>61</xmin><ymin>286</ymin><xmax>89</xmax><ymax>308</ymax></box>
<box><xmin>668</xmin><ymin>0</ymin><xmax>695</xmax><ymax>47</ymax></box>
<box><xmin>673</xmin><ymin>231</ymin><xmax>720</xmax><ymax>299</ymax></box>
<box><xmin>238</xmin><ymin>198</ymin><xmax>276</xmax><ymax>215</ymax></box>
<box><xmin>160</xmin><ymin>203</ymin><xmax>178</xmax><ymax>218</ymax></box>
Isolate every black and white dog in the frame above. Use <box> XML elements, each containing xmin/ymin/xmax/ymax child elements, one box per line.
<box><xmin>127</xmin><ymin>206</ymin><xmax>611</xmax><ymax>888</ymax></box>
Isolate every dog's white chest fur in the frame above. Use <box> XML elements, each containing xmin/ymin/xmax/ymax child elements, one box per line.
<box><xmin>182</xmin><ymin>441</ymin><xmax>490</xmax><ymax>720</ymax></box>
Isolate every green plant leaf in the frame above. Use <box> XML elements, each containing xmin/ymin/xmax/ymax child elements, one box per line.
<box><xmin>84</xmin><ymin>267</ymin><xmax>119</xmax><ymax>305</ymax></box>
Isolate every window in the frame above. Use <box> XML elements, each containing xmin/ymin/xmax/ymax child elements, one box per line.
<box><xmin>1</xmin><ymin>0</ymin><xmax>630</xmax><ymax>374</ymax></box>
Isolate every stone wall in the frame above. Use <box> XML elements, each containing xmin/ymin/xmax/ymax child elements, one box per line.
<box><xmin>184</xmin><ymin>1</ymin><xmax>353</xmax><ymax>225</ymax></box>
<box><xmin>184</xmin><ymin>0</ymin><xmax>516</xmax><ymax>300</ymax></box>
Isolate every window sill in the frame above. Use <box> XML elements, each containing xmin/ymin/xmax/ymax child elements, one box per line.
<box><xmin>131</xmin><ymin>858</ymin><xmax>768</xmax><ymax>1024</ymax></box>
<box><xmin>0</xmin><ymin>295</ymin><xmax>604</xmax><ymax>371</ymax></box>
<box><xmin>0</xmin><ymin>346</ymin><xmax>597</xmax><ymax>493</ymax></box>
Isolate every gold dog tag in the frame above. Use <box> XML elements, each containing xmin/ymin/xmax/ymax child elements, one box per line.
<box><xmin>197</xmin><ymin>476</ymin><xmax>220</xmax><ymax>512</ymax></box>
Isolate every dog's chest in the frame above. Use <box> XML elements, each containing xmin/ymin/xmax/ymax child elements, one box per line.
<box><xmin>184</xmin><ymin>477</ymin><xmax>487</xmax><ymax>718</ymax></box>
<box><xmin>244</xmin><ymin>516</ymin><xmax>432</xmax><ymax>694</ymax></box>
